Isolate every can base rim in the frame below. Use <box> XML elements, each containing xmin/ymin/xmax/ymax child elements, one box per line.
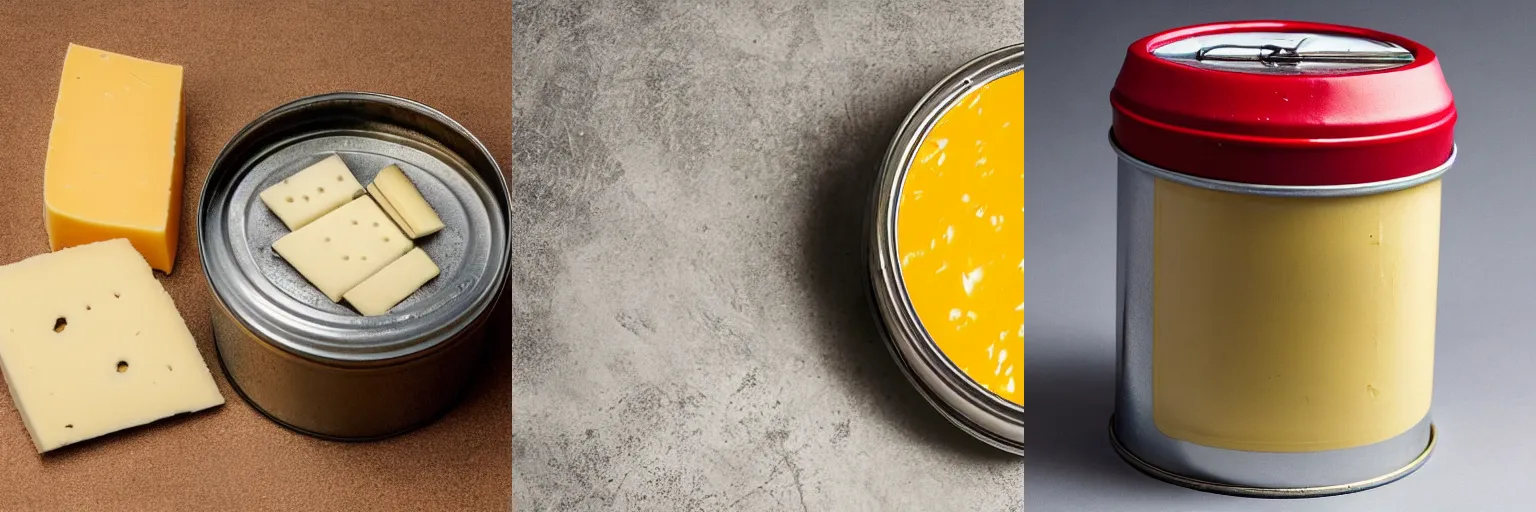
<box><xmin>214</xmin><ymin>340</ymin><xmax>479</xmax><ymax>442</ymax></box>
<box><xmin>1108</xmin><ymin>416</ymin><xmax>1435</xmax><ymax>499</ymax></box>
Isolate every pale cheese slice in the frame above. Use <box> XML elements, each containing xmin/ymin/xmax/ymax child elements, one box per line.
<box><xmin>343</xmin><ymin>247</ymin><xmax>440</xmax><ymax>316</ymax></box>
<box><xmin>369</xmin><ymin>165</ymin><xmax>444</xmax><ymax>238</ymax></box>
<box><xmin>368</xmin><ymin>182</ymin><xmax>416</xmax><ymax>238</ymax></box>
<box><xmin>272</xmin><ymin>196</ymin><xmax>413</xmax><ymax>302</ymax></box>
<box><xmin>259</xmin><ymin>154</ymin><xmax>365</xmax><ymax>230</ymax></box>
<box><xmin>0</xmin><ymin>239</ymin><xmax>224</xmax><ymax>453</ymax></box>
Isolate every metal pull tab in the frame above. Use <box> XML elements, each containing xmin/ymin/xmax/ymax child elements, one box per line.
<box><xmin>1153</xmin><ymin>32</ymin><xmax>1416</xmax><ymax>74</ymax></box>
<box><xmin>1195</xmin><ymin>41</ymin><xmax>1415</xmax><ymax>66</ymax></box>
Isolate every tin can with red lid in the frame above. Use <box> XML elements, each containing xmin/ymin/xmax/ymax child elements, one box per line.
<box><xmin>1109</xmin><ymin>21</ymin><xmax>1455</xmax><ymax>497</ymax></box>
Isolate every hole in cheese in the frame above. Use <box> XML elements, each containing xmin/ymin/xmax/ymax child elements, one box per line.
<box><xmin>113</xmin><ymin>292</ymin><xmax>120</xmax><ymax>298</ymax></box>
<box><xmin>318</xmin><ymin>187</ymin><xmax>325</xmax><ymax>194</ymax></box>
<box><xmin>336</xmin><ymin>175</ymin><xmax>343</xmax><ymax>182</ymax></box>
<box><xmin>341</xmin><ymin>255</ymin><xmax>350</xmax><ymax>261</ymax></box>
<box><xmin>64</xmin><ymin>424</ymin><xmax>72</xmax><ymax>429</ymax></box>
<box><xmin>53</xmin><ymin>317</ymin><xmax>66</xmax><ymax>333</ymax></box>
<box><xmin>302</xmin><ymin>195</ymin><xmax>310</xmax><ymax>202</ymax></box>
<box><xmin>285</xmin><ymin>197</ymin><xmax>294</xmax><ymax>203</ymax></box>
<box><xmin>116</xmin><ymin>361</ymin><xmax>128</xmax><ymax>373</ymax></box>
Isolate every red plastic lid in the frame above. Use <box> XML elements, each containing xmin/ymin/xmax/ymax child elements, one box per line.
<box><xmin>1111</xmin><ymin>20</ymin><xmax>1456</xmax><ymax>186</ymax></box>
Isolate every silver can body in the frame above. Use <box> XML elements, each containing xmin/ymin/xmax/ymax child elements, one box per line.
<box><xmin>1110</xmin><ymin>138</ymin><xmax>1450</xmax><ymax>497</ymax></box>
<box><xmin>198</xmin><ymin>92</ymin><xmax>511</xmax><ymax>440</ymax></box>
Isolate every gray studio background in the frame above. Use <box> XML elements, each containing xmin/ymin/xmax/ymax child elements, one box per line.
<box><xmin>1028</xmin><ymin>0</ymin><xmax>1532</xmax><ymax>510</ymax></box>
<box><xmin>514</xmin><ymin>1</ymin><xmax>1023</xmax><ymax>510</ymax></box>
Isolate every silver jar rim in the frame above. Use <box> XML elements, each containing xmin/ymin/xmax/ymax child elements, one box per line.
<box><xmin>198</xmin><ymin>92</ymin><xmax>511</xmax><ymax>365</ymax></box>
<box><xmin>868</xmin><ymin>43</ymin><xmax>1025</xmax><ymax>454</ymax></box>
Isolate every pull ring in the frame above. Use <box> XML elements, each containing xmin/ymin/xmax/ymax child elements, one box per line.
<box><xmin>1196</xmin><ymin>40</ymin><xmax>1415</xmax><ymax>66</ymax></box>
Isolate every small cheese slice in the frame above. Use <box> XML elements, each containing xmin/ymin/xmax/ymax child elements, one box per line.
<box><xmin>368</xmin><ymin>182</ymin><xmax>416</xmax><ymax>238</ymax></box>
<box><xmin>0</xmin><ymin>239</ymin><xmax>224</xmax><ymax>453</ymax></box>
<box><xmin>44</xmin><ymin>44</ymin><xmax>187</xmax><ymax>274</ymax></box>
<box><xmin>369</xmin><ymin>165</ymin><xmax>445</xmax><ymax>238</ymax></box>
<box><xmin>272</xmin><ymin>196</ymin><xmax>413</xmax><ymax>302</ymax></box>
<box><xmin>258</xmin><ymin>154</ymin><xmax>365</xmax><ymax>230</ymax></box>
<box><xmin>343</xmin><ymin>247</ymin><xmax>440</xmax><ymax>316</ymax></box>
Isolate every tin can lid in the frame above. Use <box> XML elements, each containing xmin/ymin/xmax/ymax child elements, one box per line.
<box><xmin>199</xmin><ymin>92</ymin><xmax>510</xmax><ymax>365</ymax></box>
<box><xmin>1111</xmin><ymin>21</ymin><xmax>1456</xmax><ymax>186</ymax></box>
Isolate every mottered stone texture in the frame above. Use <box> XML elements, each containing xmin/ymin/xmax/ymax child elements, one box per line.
<box><xmin>513</xmin><ymin>1</ymin><xmax>1024</xmax><ymax>510</ymax></box>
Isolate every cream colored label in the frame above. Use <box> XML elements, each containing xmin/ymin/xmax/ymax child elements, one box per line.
<box><xmin>1152</xmin><ymin>178</ymin><xmax>1440</xmax><ymax>452</ymax></box>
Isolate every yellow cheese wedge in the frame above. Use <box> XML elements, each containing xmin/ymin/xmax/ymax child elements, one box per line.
<box><xmin>369</xmin><ymin>165</ymin><xmax>444</xmax><ymax>238</ymax></box>
<box><xmin>43</xmin><ymin>44</ymin><xmax>186</xmax><ymax>274</ymax></box>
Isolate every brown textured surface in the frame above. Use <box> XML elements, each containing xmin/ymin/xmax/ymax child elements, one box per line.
<box><xmin>0</xmin><ymin>1</ymin><xmax>511</xmax><ymax>510</ymax></box>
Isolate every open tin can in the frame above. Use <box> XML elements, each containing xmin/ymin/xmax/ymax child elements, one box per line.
<box><xmin>198</xmin><ymin>92</ymin><xmax>510</xmax><ymax>440</ymax></box>
<box><xmin>1110</xmin><ymin>21</ymin><xmax>1456</xmax><ymax>497</ymax></box>
<box><xmin>869</xmin><ymin>43</ymin><xmax>1025</xmax><ymax>454</ymax></box>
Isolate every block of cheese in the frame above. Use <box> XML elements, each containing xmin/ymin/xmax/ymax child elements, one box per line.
<box><xmin>343</xmin><ymin>247</ymin><xmax>440</xmax><ymax>316</ymax></box>
<box><xmin>44</xmin><ymin>44</ymin><xmax>187</xmax><ymax>274</ymax></box>
<box><xmin>369</xmin><ymin>165</ymin><xmax>445</xmax><ymax>238</ymax></box>
<box><xmin>0</xmin><ymin>239</ymin><xmax>224</xmax><ymax>453</ymax></box>
<box><xmin>367</xmin><ymin>182</ymin><xmax>414</xmax><ymax>238</ymax></box>
<box><xmin>272</xmin><ymin>196</ymin><xmax>414</xmax><ymax>302</ymax></box>
<box><xmin>259</xmin><ymin>154</ymin><xmax>366</xmax><ymax>230</ymax></box>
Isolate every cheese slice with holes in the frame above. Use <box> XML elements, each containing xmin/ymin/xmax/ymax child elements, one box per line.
<box><xmin>272</xmin><ymin>196</ymin><xmax>414</xmax><ymax>301</ymax></box>
<box><xmin>258</xmin><ymin>154</ymin><xmax>366</xmax><ymax>230</ymax></box>
<box><xmin>343</xmin><ymin>247</ymin><xmax>439</xmax><ymax>316</ymax></box>
<box><xmin>0</xmin><ymin>239</ymin><xmax>224</xmax><ymax>453</ymax></box>
<box><xmin>44</xmin><ymin>44</ymin><xmax>187</xmax><ymax>274</ymax></box>
<box><xmin>369</xmin><ymin>165</ymin><xmax>444</xmax><ymax>238</ymax></box>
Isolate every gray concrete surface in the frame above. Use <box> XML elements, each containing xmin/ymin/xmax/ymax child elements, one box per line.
<box><xmin>511</xmin><ymin>1</ymin><xmax>1024</xmax><ymax>510</ymax></box>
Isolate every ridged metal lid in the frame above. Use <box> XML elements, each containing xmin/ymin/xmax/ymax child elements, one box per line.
<box><xmin>198</xmin><ymin>92</ymin><xmax>509</xmax><ymax>364</ymax></box>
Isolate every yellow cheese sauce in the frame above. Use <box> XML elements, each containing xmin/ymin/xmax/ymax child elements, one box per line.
<box><xmin>1152</xmin><ymin>179</ymin><xmax>1440</xmax><ymax>452</ymax></box>
<box><xmin>896</xmin><ymin>71</ymin><xmax>1024</xmax><ymax>406</ymax></box>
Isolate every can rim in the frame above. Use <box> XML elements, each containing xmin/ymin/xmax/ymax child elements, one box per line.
<box><xmin>197</xmin><ymin>92</ymin><xmax>511</xmax><ymax>364</ymax></box>
<box><xmin>868</xmin><ymin>42</ymin><xmax>1025</xmax><ymax>450</ymax></box>
<box><xmin>1111</xmin><ymin>131</ymin><xmax>1456</xmax><ymax>197</ymax></box>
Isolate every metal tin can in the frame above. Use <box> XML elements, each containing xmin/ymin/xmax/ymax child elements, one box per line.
<box><xmin>198</xmin><ymin>92</ymin><xmax>511</xmax><ymax>440</ymax></box>
<box><xmin>1109</xmin><ymin>22</ymin><xmax>1456</xmax><ymax>497</ymax></box>
<box><xmin>869</xmin><ymin>43</ymin><xmax>1025</xmax><ymax>454</ymax></box>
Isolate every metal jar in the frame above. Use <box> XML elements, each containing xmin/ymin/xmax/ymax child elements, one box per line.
<box><xmin>869</xmin><ymin>43</ymin><xmax>1025</xmax><ymax>455</ymax></box>
<box><xmin>1109</xmin><ymin>22</ymin><xmax>1456</xmax><ymax>497</ymax></box>
<box><xmin>198</xmin><ymin>92</ymin><xmax>510</xmax><ymax>440</ymax></box>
